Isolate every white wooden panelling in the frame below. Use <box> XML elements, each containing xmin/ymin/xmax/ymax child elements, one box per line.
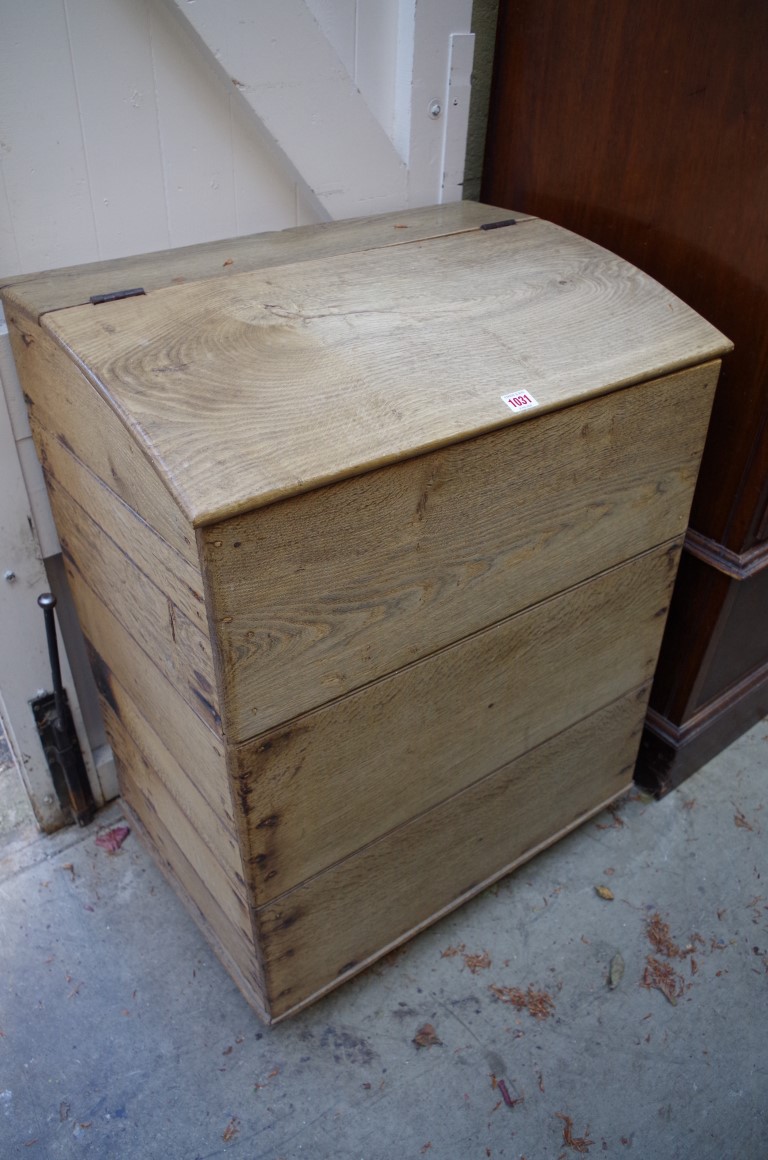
<box><xmin>403</xmin><ymin>0</ymin><xmax>475</xmax><ymax>205</ymax></box>
<box><xmin>0</xmin><ymin>0</ymin><xmax>310</xmax><ymax>278</ymax></box>
<box><xmin>442</xmin><ymin>33</ymin><xmax>476</xmax><ymax>200</ymax></box>
<box><xmin>148</xmin><ymin>0</ymin><xmax>238</xmax><ymax>248</ymax></box>
<box><xmin>304</xmin><ymin>0</ymin><xmax>357</xmax><ymax>79</ymax></box>
<box><xmin>0</xmin><ymin>0</ymin><xmax>100</xmax><ymax>272</ymax></box>
<box><xmin>231</xmin><ymin>95</ymin><xmax>306</xmax><ymax>237</ymax></box>
<box><xmin>0</xmin><ymin>319</ymin><xmax>59</xmax><ymax>558</ymax></box>
<box><xmin>149</xmin><ymin>0</ymin><xmax>303</xmax><ymax>247</ymax></box>
<box><xmin>63</xmin><ymin>0</ymin><xmax>171</xmax><ymax>259</ymax></box>
<box><xmin>305</xmin><ymin>0</ymin><xmax>402</xmax><ymax>146</ymax></box>
<box><xmin>0</xmin><ymin>165</ymin><xmax>20</xmax><ymax>275</ymax></box>
<box><xmin>355</xmin><ymin>0</ymin><xmax>401</xmax><ymax>141</ymax></box>
<box><xmin>171</xmin><ymin>0</ymin><xmax>408</xmax><ymax>219</ymax></box>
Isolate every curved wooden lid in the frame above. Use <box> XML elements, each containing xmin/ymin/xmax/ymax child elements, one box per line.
<box><xmin>23</xmin><ymin>208</ymin><xmax>732</xmax><ymax>525</ymax></box>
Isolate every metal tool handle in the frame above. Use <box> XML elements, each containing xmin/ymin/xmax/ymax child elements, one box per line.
<box><xmin>38</xmin><ymin>592</ymin><xmax>66</xmax><ymax>730</ymax></box>
<box><xmin>35</xmin><ymin>592</ymin><xmax>96</xmax><ymax>826</ymax></box>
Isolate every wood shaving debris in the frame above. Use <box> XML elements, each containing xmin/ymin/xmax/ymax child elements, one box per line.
<box><xmin>641</xmin><ymin>956</ymin><xmax>686</xmax><ymax>1005</ymax></box>
<box><xmin>412</xmin><ymin>1023</ymin><xmax>442</xmax><ymax>1049</ymax></box>
<box><xmin>489</xmin><ymin>984</ymin><xmax>555</xmax><ymax>1020</ymax></box>
<box><xmin>464</xmin><ymin>950</ymin><xmax>492</xmax><ymax>973</ymax></box>
<box><xmin>222</xmin><ymin>1117</ymin><xmax>240</xmax><ymax>1142</ymax></box>
<box><xmin>555</xmin><ymin>1112</ymin><xmax>594</xmax><ymax>1153</ymax></box>
<box><xmin>646</xmin><ymin>913</ymin><xmax>683</xmax><ymax>958</ymax></box>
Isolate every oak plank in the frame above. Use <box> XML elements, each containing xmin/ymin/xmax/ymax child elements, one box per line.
<box><xmin>6</xmin><ymin>319</ymin><xmax>198</xmax><ymax>563</ymax></box>
<box><xmin>236</xmin><ymin>542</ymin><xmax>681</xmax><ymax>903</ymax></box>
<box><xmin>100</xmin><ymin>668</ymin><xmax>241</xmax><ymax>882</ymax></box>
<box><xmin>257</xmin><ymin>686</ymin><xmax>648</xmax><ymax>1019</ymax></box>
<box><xmin>108</xmin><ymin>703</ymin><xmax>250</xmax><ymax>940</ymax></box>
<box><xmin>64</xmin><ymin>566</ymin><xmax>232</xmax><ymax>824</ymax></box>
<box><xmin>203</xmin><ymin>362</ymin><xmax>718</xmax><ymax>739</ymax></box>
<box><xmin>39</xmin><ymin>218</ymin><xmax>730</xmax><ymax>525</ymax></box>
<box><xmin>46</xmin><ymin>475</ymin><xmax>217</xmax><ymax>734</ymax></box>
<box><xmin>1</xmin><ymin>202</ymin><xmax>522</xmax><ymax>320</ymax></box>
<box><xmin>33</xmin><ymin>420</ymin><xmax>206</xmax><ymax>630</ymax></box>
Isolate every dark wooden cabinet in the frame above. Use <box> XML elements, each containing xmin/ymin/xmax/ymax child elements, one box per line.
<box><xmin>482</xmin><ymin>0</ymin><xmax>768</xmax><ymax>792</ymax></box>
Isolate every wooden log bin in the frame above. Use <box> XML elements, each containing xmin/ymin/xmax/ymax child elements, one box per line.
<box><xmin>0</xmin><ymin>203</ymin><xmax>730</xmax><ymax>1022</ymax></box>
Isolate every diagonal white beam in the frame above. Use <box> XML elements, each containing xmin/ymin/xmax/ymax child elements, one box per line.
<box><xmin>168</xmin><ymin>0</ymin><xmax>408</xmax><ymax>219</ymax></box>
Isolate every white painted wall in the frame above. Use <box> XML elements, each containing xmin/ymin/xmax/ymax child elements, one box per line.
<box><xmin>0</xmin><ymin>0</ymin><xmax>473</xmax><ymax>273</ymax></box>
<box><xmin>0</xmin><ymin>0</ymin><xmax>474</xmax><ymax>829</ymax></box>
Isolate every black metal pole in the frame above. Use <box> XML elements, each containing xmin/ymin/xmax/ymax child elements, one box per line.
<box><xmin>37</xmin><ymin>592</ymin><xmax>96</xmax><ymax>826</ymax></box>
<box><xmin>37</xmin><ymin>593</ymin><xmax>66</xmax><ymax>728</ymax></box>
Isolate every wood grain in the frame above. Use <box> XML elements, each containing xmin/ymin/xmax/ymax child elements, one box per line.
<box><xmin>40</xmin><ymin>217</ymin><xmax>729</xmax><ymax>525</ymax></box>
<box><xmin>99</xmin><ymin>667</ymin><xmax>241</xmax><ymax>882</ymax></box>
<box><xmin>32</xmin><ymin>421</ymin><xmax>205</xmax><ymax>629</ymax></box>
<box><xmin>1</xmin><ymin>201</ymin><xmax>518</xmax><ymax>321</ymax></box>
<box><xmin>236</xmin><ymin>542</ymin><xmax>680</xmax><ymax>903</ymax></box>
<box><xmin>107</xmin><ymin>701</ymin><xmax>250</xmax><ymax>940</ymax></box>
<box><xmin>45</xmin><ymin>477</ymin><xmax>217</xmax><ymax>735</ymax></box>
<box><xmin>203</xmin><ymin>362</ymin><xmax>717</xmax><ymax>739</ymax></box>
<box><xmin>2</xmin><ymin>200</ymin><xmax>725</xmax><ymax>1020</ymax></box>
<box><xmin>63</xmin><ymin>565</ymin><xmax>231</xmax><ymax>824</ymax></box>
<box><xmin>257</xmin><ymin>685</ymin><xmax>648</xmax><ymax>1019</ymax></box>
<box><xmin>6</xmin><ymin>320</ymin><xmax>198</xmax><ymax>564</ymax></box>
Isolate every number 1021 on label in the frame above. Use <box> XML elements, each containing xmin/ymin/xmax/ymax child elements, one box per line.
<box><xmin>500</xmin><ymin>390</ymin><xmax>540</xmax><ymax>414</ymax></box>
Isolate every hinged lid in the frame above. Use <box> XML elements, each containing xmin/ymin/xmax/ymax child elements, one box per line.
<box><xmin>2</xmin><ymin>204</ymin><xmax>731</xmax><ymax>526</ymax></box>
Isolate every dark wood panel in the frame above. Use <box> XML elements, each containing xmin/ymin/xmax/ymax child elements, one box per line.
<box><xmin>646</xmin><ymin>552</ymin><xmax>734</xmax><ymax>724</ymax></box>
<box><xmin>694</xmin><ymin>566</ymin><xmax>768</xmax><ymax>708</ymax></box>
<box><xmin>637</xmin><ymin>666</ymin><xmax>768</xmax><ymax>797</ymax></box>
<box><xmin>483</xmin><ymin>0</ymin><xmax>768</xmax><ymax>554</ymax></box>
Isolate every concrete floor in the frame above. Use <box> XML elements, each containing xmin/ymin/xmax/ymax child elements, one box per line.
<box><xmin>0</xmin><ymin>725</ymin><xmax>36</xmax><ymax>844</ymax></box>
<box><xmin>1</xmin><ymin>719</ymin><xmax>766</xmax><ymax>1160</ymax></box>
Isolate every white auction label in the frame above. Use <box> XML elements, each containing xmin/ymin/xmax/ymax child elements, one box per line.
<box><xmin>500</xmin><ymin>390</ymin><xmax>540</xmax><ymax>414</ymax></box>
